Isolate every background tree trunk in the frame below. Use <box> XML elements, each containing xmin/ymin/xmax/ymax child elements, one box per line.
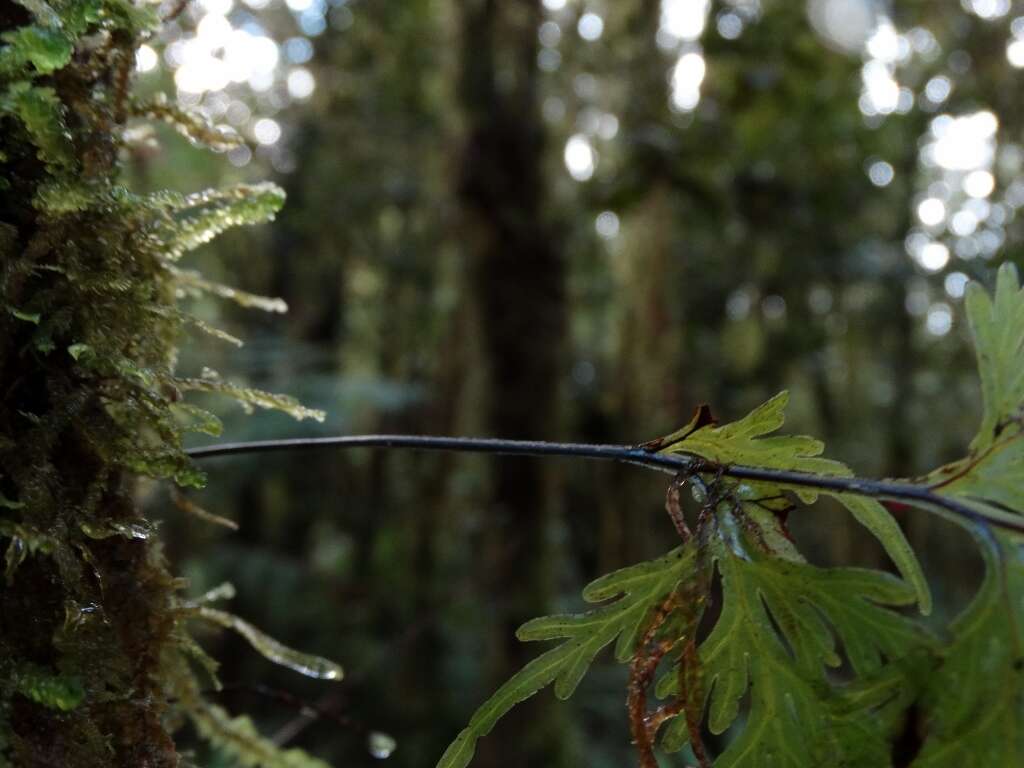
<box><xmin>454</xmin><ymin>1</ymin><xmax>567</xmax><ymax>764</ymax></box>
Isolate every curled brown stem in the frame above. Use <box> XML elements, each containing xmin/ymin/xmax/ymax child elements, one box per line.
<box><xmin>628</xmin><ymin>591</ymin><xmax>682</xmax><ymax>768</ymax></box>
<box><xmin>666</xmin><ymin>476</ymin><xmax>692</xmax><ymax>541</ymax></box>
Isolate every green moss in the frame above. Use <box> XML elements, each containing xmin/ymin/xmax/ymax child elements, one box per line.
<box><xmin>0</xmin><ymin>2</ymin><xmax>331</xmax><ymax>765</ymax></box>
<box><xmin>10</xmin><ymin>665</ymin><xmax>84</xmax><ymax>712</ymax></box>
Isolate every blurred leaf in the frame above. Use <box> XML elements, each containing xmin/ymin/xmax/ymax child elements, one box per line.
<box><xmin>912</xmin><ymin>264</ymin><xmax>1024</xmax><ymax>766</ymax></box>
<box><xmin>1</xmin><ymin>82</ymin><xmax>72</xmax><ymax>166</ymax></box>
<box><xmin>152</xmin><ymin>183</ymin><xmax>286</xmax><ymax>260</ymax></box>
<box><xmin>188</xmin><ymin>702</ymin><xmax>334</xmax><ymax>768</ymax></box>
<box><xmin>0</xmin><ymin>25</ymin><xmax>71</xmax><ymax>74</ymax></box>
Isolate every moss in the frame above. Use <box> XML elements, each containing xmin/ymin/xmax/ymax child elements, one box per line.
<box><xmin>0</xmin><ymin>2</ymin><xmax>316</xmax><ymax>765</ymax></box>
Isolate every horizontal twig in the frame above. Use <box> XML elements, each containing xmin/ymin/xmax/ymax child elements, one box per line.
<box><xmin>186</xmin><ymin>435</ymin><xmax>1023</xmax><ymax>533</ymax></box>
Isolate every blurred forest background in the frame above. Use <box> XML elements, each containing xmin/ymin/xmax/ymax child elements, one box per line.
<box><xmin>131</xmin><ymin>0</ymin><xmax>1024</xmax><ymax>765</ymax></box>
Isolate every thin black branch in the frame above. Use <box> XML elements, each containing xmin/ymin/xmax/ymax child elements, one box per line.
<box><xmin>186</xmin><ymin>435</ymin><xmax>1023</xmax><ymax>533</ymax></box>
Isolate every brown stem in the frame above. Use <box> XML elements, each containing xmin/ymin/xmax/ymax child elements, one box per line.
<box><xmin>665</xmin><ymin>476</ymin><xmax>692</xmax><ymax>541</ymax></box>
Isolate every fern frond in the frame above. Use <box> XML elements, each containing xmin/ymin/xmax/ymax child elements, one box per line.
<box><xmin>911</xmin><ymin>264</ymin><xmax>1024</xmax><ymax>766</ymax></box>
<box><xmin>657</xmin><ymin>392</ymin><xmax>931</xmax><ymax>613</ymax></box>
<box><xmin>656</xmin><ymin>537</ymin><xmax>933</xmax><ymax>765</ymax></box>
<box><xmin>436</xmin><ymin>546</ymin><xmax>696</xmax><ymax>768</ymax></box>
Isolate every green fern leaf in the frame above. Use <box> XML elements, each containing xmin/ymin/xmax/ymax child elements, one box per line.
<box><xmin>911</xmin><ymin>264</ymin><xmax>1024</xmax><ymax>766</ymax></box>
<box><xmin>650</xmin><ymin>535</ymin><xmax>931</xmax><ymax>766</ymax></box>
<box><xmin>657</xmin><ymin>392</ymin><xmax>931</xmax><ymax>613</ymax></box>
<box><xmin>658</xmin><ymin>392</ymin><xmax>846</xmax><ymax>479</ymax></box>
<box><xmin>967</xmin><ymin>262</ymin><xmax>1024</xmax><ymax>453</ymax></box>
<box><xmin>170</xmin><ymin>402</ymin><xmax>224</xmax><ymax>437</ymax></box>
<box><xmin>911</xmin><ymin>530</ymin><xmax>1024</xmax><ymax>767</ymax></box>
<box><xmin>436</xmin><ymin>545</ymin><xmax>696</xmax><ymax>768</ymax></box>
<box><xmin>928</xmin><ymin>263</ymin><xmax>1024</xmax><ymax>513</ymax></box>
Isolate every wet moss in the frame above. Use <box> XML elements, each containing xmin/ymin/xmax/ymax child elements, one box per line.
<box><xmin>0</xmin><ymin>2</ymin><xmax>308</xmax><ymax>764</ymax></box>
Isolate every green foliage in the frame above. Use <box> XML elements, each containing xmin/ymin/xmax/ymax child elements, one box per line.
<box><xmin>437</xmin><ymin>546</ymin><xmax>696</xmax><ymax>768</ymax></box>
<box><xmin>0</xmin><ymin>25</ymin><xmax>71</xmax><ymax>74</ymax></box>
<box><xmin>169</xmin><ymin>265</ymin><xmax>289</xmax><ymax>313</ymax></box>
<box><xmin>0</xmin><ymin>1</ymin><xmax>333</xmax><ymax>764</ymax></box>
<box><xmin>911</xmin><ymin>530</ymin><xmax>1024</xmax><ymax>767</ymax></box>
<box><xmin>152</xmin><ymin>183</ymin><xmax>287</xmax><ymax>260</ymax></box>
<box><xmin>967</xmin><ymin>264</ymin><xmax>1024</xmax><ymax>454</ymax></box>
<box><xmin>187</xmin><ymin>702</ymin><xmax>334</xmax><ymax>768</ymax></box>
<box><xmin>1</xmin><ymin>82</ymin><xmax>72</xmax><ymax>166</ymax></box>
<box><xmin>438</xmin><ymin>266</ymin><xmax>1024</xmax><ymax>767</ymax></box>
<box><xmin>5</xmin><ymin>0</ymin><xmax>1024</xmax><ymax>764</ymax></box>
<box><xmin>177</xmin><ymin>370</ymin><xmax>326</xmax><ymax>422</ymax></box>
<box><xmin>655</xmin><ymin>392</ymin><xmax>846</xmax><ymax>478</ymax></box>
<box><xmin>0</xmin><ymin>519</ymin><xmax>58</xmax><ymax>583</ymax></box>
<box><xmin>665</xmin><ymin>549</ymin><xmax>931</xmax><ymax>766</ymax></box>
<box><xmin>132</xmin><ymin>95</ymin><xmax>245</xmax><ymax>152</ymax></box>
<box><xmin>934</xmin><ymin>264</ymin><xmax>1024</xmax><ymax>509</ymax></box>
<box><xmin>910</xmin><ymin>263</ymin><xmax>1024</xmax><ymax>767</ymax></box>
<box><xmin>657</xmin><ymin>392</ymin><xmax>931</xmax><ymax>613</ymax></box>
<box><xmin>8</xmin><ymin>664</ymin><xmax>84</xmax><ymax>712</ymax></box>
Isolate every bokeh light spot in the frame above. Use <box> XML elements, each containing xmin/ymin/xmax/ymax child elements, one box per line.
<box><xmin>564</xmin><ymin>134</ymin><xmax>596</xmax><ymax>181</ymax></box>
<box><xmin>867</xmin><ymin>160</ymin><xmax>894</xmax><ymax>186</ymax></box>
<box><xmin>595</xmin><ymin>211</ymin><xmax>620</xmax><ymax>239</ymax></box>
<box><xmin>578</xmin><ymin>13</ymin><xmax>604</xmax><ymax>41</ymax></box>
<box><xmin>671</xmin><ymin>52</ymin><xmax>706</xmax><ymax>111</ymax></box>
<box><xmin>253</xmin><ymin>117</ymin><xmax>282</xmax><ymax>145</ymax></box>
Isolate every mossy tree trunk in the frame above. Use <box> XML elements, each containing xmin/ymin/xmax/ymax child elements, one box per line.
<box><xmin>1</xmin><ymin>4</ymin><xmax>305</xmax><ymax>766</ymax></box>
<box><xmin>0</xmin><ymin>3</ymin><xmax>181</xmax><ymax>764</ymax></box>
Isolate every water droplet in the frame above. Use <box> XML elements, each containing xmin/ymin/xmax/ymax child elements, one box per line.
<box><xmin>690</xmin><ymin>483</ymin><xmax>707</xmax><ymax>503</ymax></box>
<box><xmin>79</xmin><ymin>520</ymin><xmax>152</xmax><ymax>540</ymax></box>
<box><xmin>367</xmin><ymin>732</ymin><xmax>397</xmax><ymax>759</ymax></box>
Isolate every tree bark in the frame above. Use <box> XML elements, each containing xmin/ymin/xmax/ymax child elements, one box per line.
<box><xmin>0</xmin><ymin>5</ymin><xmax>179</xmax><ymax>763</ymax></box>
<box><xmin>453</xmin><ymin>1</ymin><xmax>567</xmax><ymax>764</ymax></box>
